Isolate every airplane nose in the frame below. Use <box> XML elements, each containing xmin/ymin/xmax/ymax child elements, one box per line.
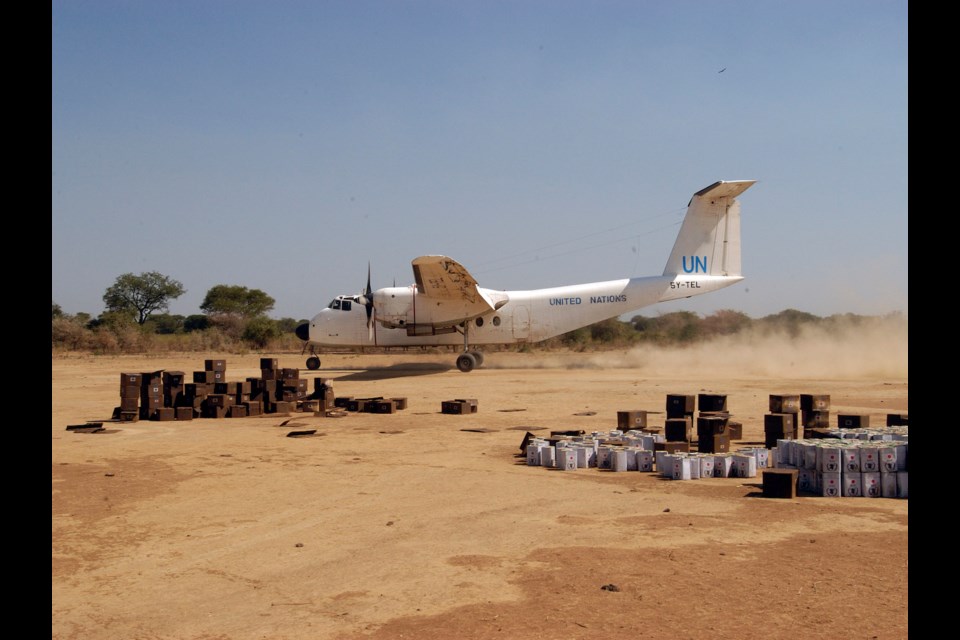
<box><xmin>295</xmin><ymin>322</ymin><xmax>310</xmax><ymax>341</ymax></box>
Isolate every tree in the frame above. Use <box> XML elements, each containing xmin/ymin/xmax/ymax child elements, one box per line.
<box><xmin>242</xmin><ymin>316</ymin><xmax>281</xmax><ymax>348</ymax></box>
<box><xmin>102</xmin><ymin>272</ymin><xmax>186</xmax><ymax>325</ymax></box>
<box><xmin>184</xmin><ymin>314</ymin><xmax>212</xmax><ymax>332</ymax></box>
<box><xmin>200</xmin><ymin>285</ymin><xmax>275</xmax><ymax>318</ymax></box>
<box><xmin>53</xmin><ymin>301</ymin><xmax>63</xmax><ymax>320</ymax></box>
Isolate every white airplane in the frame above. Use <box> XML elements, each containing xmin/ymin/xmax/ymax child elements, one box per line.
<box><xmin>295</xmin><ymin>179</ymin><xmax>756</xmax><ymax>372</ymax></box>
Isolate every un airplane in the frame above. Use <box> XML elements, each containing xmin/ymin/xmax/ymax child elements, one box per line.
<box><xmin>296</xmin><ymin>179</ymin><xmax>756</xmax><ymax>372</ymax></box>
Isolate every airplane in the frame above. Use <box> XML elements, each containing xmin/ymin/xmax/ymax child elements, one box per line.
<box><xmin>295</xmin><ymin>179</ymin><xmax>756</xmax><ymax>373</ymax></box>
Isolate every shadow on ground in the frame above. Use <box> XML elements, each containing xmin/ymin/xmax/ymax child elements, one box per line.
<box><xmin>327</xmin><ymin>362</ymin><xmax>453</xmax><ymax>381</ymax></box>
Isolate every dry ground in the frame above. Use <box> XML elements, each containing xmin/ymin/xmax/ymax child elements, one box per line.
<box><xmin>52</xmin><ymin>339</ymin><xmax>908</xmax><ymax>640</ymax></box>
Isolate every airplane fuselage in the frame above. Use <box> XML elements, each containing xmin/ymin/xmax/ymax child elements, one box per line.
<box><xmin>305</xmin><ymin>273</ymin><xmax>743</xmax><ymax>348</ymax></box>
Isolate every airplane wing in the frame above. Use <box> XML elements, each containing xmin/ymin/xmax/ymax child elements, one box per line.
<box><xmin>411</xmin><ymin>256</ymin><xmax>506</xmax><ymax>322</ymax></box>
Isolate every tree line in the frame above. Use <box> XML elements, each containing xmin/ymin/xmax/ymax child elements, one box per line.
<box><xmin>52</xmin><ymin>271</ymin><xmax>906</xmax><ymax>354</ymax></box>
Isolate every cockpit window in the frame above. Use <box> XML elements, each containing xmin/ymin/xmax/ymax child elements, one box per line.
<box><xmin>329</xmin><ymin>299</ymin><xmax>341</xmax><ymax>310</ymax></box>
<box><xmin>341</xmin><ymin>300</ymin><xmax>352</xmax><ymax>311</ymax></box>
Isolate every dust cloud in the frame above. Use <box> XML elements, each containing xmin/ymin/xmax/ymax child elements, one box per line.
<box><xmin>490</xmin><ymin>316</ymin><xmax>908</xmax><ymax>380</ymax></box>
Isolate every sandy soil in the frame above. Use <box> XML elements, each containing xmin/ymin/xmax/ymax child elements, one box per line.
<box><xmin>52</xmin><ymin>335</ymin><xmax>908</xmax><ymax>639</ymax></box>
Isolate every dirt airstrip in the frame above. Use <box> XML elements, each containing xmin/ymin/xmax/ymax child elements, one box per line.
<box><xmin>52</xmin><ymin>330</ymin><xmax>908</xmax><ymax>639</ymax></box>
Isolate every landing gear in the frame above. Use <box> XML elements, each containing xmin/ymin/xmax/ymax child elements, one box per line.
<box><xmin>456</xmin><ymin>352</ymin><xmax>477</xmax><ymax>373</ymax></box>
<box><xmin>454</xmin><ymin>322</ymin><xmax>484</xmax><ymax>372</ymax></box>
<box><xmin>306</xmin><ymin>356</ymin><xmax>321</xmax><ymax>370</ymax></box>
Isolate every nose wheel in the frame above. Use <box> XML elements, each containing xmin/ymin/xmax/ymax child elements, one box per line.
<box><xmin>306</xmin><ymin>356</ymin><xmax>321</xmax><ymax>370</ymax></box>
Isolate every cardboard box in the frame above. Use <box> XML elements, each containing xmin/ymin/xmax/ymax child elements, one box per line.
<box><xmin>698</xmin><ymin>393</ymin><xmax>727</xmax><ymax>412</ymax></box>
<box><xmin>260</xmin><ymin>358</ymin><xmax>278</xmax><ymax>370</ymax></box>
<box><xmin>636</xmin><ymin>450</ymin><xmax>655</xmax><ymax>472</ymax></box>
<box><xmin>162</xmin><ymin>371</ymin><xmax>186</xmax><ymax>386</ymax></box>
<box><xmin>120</xmin><ymin>373</ymin><xmax>142</xmax><ymax>388</ymax></box>
<box><xmin>193</xmin><ymin>371</ymin><xmax>218</xmax><ymax>384</ymax></box>
<box><xmin>842</xmin><ymin>472</ymin><xmax>862</xmax><ymax>497</ymax></box>
<box><xmin>151</xmin><ymin>407</ymin><xmax>176</xmax><ymax>421</ymax></box>
<box><xmin>118</xmin><ymin>410</ymin><xmax>139</xmax><ymax>422</ymax></box>
<box><xmin>698</xmin><ymin>433</ymin><xmax>729</xmax><ymax>454</ymax></box>
<box><xmin>204</xmin><ymin>359</ymin><xmax>226</xmax><ymax>372</ymax></box>
<box><xmin>713</xmin><ymin>455</ymin><xmax>734</xmax><ymax>478</ymax></box>
<box><xmin>881</xmin><ymin>471</ymin><xmax>898</xmax><ymax>498</ymax></box>
<box><xmin>390</xmin><ymin>397</ymin><xmax>408</xmax><ymax>410</ymax></box>
<box><xmin>455</xmin><ymin>398</ymin><xmax>478</xmax><ymax>413</ymax></box>
<box><xmin>141</xmin><ymin>370</ymin><xmax>163</xmax><ymax>386</ymax></box>
<box><xmin>696</xmin><ymin>415</ymin><xmax>727</xmax><ymax>436</ymax></box>
<box><xmin>334</xmin><ymin>396</ymin><xmax>354</xmax><ymax>408</ymax></box>
<box><xmin>617</xmin><ymin>410</ymin><xmax>648</xmax><ymax>430</ymax></box>
<box><xmin>862</xmin><ymin>472</ymin><xmax>882</xmax><ymax>498</ymax></box>
<box><xmin>886</xmin><ymin>413</ymin><xmax>908</xmax><ymax>426</ymax></box>
<box><xmin>671</xmin><ymin>456</ymin><xmax>692</xmax><ymax>480</ymax></box>
<box><xmin>727</xmin><ymin>421</ymin><xmax>743</xmax><ymax>440</ymax></box>
<box><xmin>664</xmin><ymin>418</ymin><xmax>691</xmax><ymax>442</ymax></box>
<box><xmin>801</xmin><ymin>394</ymin><xmax>831</xmax><ymax>411</ymax></box>
<box><xmin>732</xmin><ymin>454</ymin><xmax>757</xmax><ymax>478</ymax></box>
<box><xmin>838</xmin><ymin>414</ymin><xmax>870</xmax><ymax>429</ymax></box>
<box><xmin>205</xmin><ymin>394</ymin><xmax>229</xmax><ymax>408</ymax></box>
<box><xmin>698</xmin><ymin>456</ymin><xmax>715</xmax><ymax>478</ymax></box>
<box><xmin>763</xmin><ymin>469</ymin><xmax>798</xmax><ymax>498</ymax></box>
<box><xmin>820</xmin><ymin>472</ymin><xmax>841</xmax><ymax>497</ymax></box>
<box><xmin>243</xmin><ymin>401</ymin><xmax>263</xmax><ymax>416</ymax></box>
<box><xmin>801</xmin><ymin>410</ymin><xmax>831</xmax><ymax>428</ymax></box>
<box><xmin>665</xmin><ymin>394</ymin><xmax>695</xmax><ymax>417</ymax></box>
<box><xmin>769</xmin><ymin>394</ymin><xmax>801</xmax><ymax>413</ymax></box>
<box><xmin>227</xmin><ymin>405</ymin><xmax>247</xmax><ymax>418</ymax></box>
<box><xmin>201</xmin><ymin>405</ymin><xmax>228</xmax><ymax>419</ymax></box>
<box><xmin>441</xmin><ymin>400</ymin><xmax>470</xmax><ymax>414</ymax></box>
<box><xmin>798</xmin><ymin>468</ymin><xmax>817</xmax><ymax>493</ymax></box>
<box><xmin>279</xmin><ymin>367</ymin><xmax>299</xmax><ymax>380</ymax></box>
<box><xmin>261</xmin><ymin>368</ymin><xmax>280</xmax><ymax>380</ymax></box>
<box><xmin>175</xmin><ymin>407</ymin><xmax>194</xmax><ymax>421</ymax></box>
<box><xmin>367</xmin><ymin>400</ymin><xmax>398</xmax><ymax>414</ymax></box>
<box><xmin>662</xmin><ymin>441</ymin><xmax>689</xmax><ymax>454</ymax></box>
<box><xmin>120</xmin><ymin>397</ymin><xmax>139</xmax><ymax>412</ymax></box>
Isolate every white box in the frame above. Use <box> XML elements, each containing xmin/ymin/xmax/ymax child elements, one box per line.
<box><xmin>897</xmin><ymin>471</ymin><xmax>909</xmax><ymax>498</ymax></box>
<box><xmin>733</xmin><ymin>454</ymin><xmax>757</xmax><ymax>478</ymax></box>
<box><xmin>818</xmin><ymin>446</ymin><xmax>842</xmax><ymax>473</ymax></box>
<box><xmin>637</xmin><ymin>450</ymin><xmax>655</xmax><ymax>472</ymax></box>
<box><xmin>878</xmin><ymin>447</ymin><xmax>897</xmax><ymax>473</ymax></box>
<box><xmin>843</xmin><ymin>472</ymin><xmax>862</xmax><ymax>497</ymax></box>
<box><xmin>894</xmin><ymin>444</ymin><xmax>908</xmax><ymax>471</ymax></box>
<box><xmin>821</xmin><ymin>472</ymin><xmax>841</xmax><ymax>497</ymax></box>
<box><xmin>557</xmin><ymin>448</ymin><xmax>577</xmax><ymax>471</ymax></box>
<box><xmin>526</xmin><ymin>443</ymin><xmax>541</xmax><ymax>466</ymax></box>
<box><xmin>842</xmin><ymin>448</ymin><xmax>860</xmax><ymax>473</ymax></box>
<box><xmin>860</xmin><ymin>447</ymin><xmax>879</xmax><ymax>473</ymax></box>
<box><xmin>798</xmin><ymin>467</ymin><xmax>817</xmax><ymax>493</ymax></box>
<box><xmin>611</xmin><ymin>449</ymin><xmax>629</xmax><ymax>472</ymax></box>
<box><xmin>699</xmin><ymin>456</ymin><xmax>715</xmax><ymax>478</ymax></box>
<box><xmin>626</xmin><ymin>448</ymin><xmax>639</xmax><ymax>471</ymax></box>
<box><xmin>862</xmin><ymin>472</ymin><xmax>881</xmax><ymax>497</ymax></box>
<box><xmin>672</xmin><ymin>457</ymin><xmax>692</xmax><ymax>480</ymax></box>
<box><xmin>540</xmin><ymin>446</ymin><xmax>556</xmax><ymax>468</ymax></box>
<box><xmin>597</xmin><ymin>446</ymin><xmax>613</xmax><ymax>470</ymax></box>
<box><xmin>881</xmin><ymin>471</ymin><xmax>898</xmax><ymax>498</ymax></box>
<box><xmin>688</xmin><ymin>456</ymin><xmax>701</xmax><ymax>479</ymax></box>
<box><xmin>801</xmin><ymin>443</ymin><xmax>818</xmax><ymax>470</ymax></box>
<box><xmin>714</xmin><ymin>455</ymin><xmax>734</xmax><ymax>477</ymax></box>
<box><xmin>641</xmin><ymin>435</ymin><xmax>656</xmax><ymax>450</ymax></box>
<box><xmin>658</xmin><ymin>452</ymin><xmax>674</xmax><ymax>477</ymax></box>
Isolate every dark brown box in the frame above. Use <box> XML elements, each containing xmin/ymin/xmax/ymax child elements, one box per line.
<box><xmin>764</xmin><ymin>413</ymin><xmax>795</xmax><ymax>433</ymax></box>
<box><xmin>698</xmin><ymin>393</ymin><xmax>727</xmax><ymax>412</ymax></box>
<box><xmin>801</xmin><ymin>410</ymin><xmax>830</xmax><ymax>428</ymax></box>
<box><xmin>141</xmin><ymin>384</ymin><xmax>162</xmax><ymax>398</ymax></box>
<box><xmin>727</xmin><ymin>421</ymin><xmax>743</xmax><ymax>440</ymax></box>
<box><xmin>204</xmin><ymin>359</ymin><xmax>226</xmax><ymax>372</ymax></box>
<box><xmin>193</xmin><ymin>371</ymin><xmax>218</xmax><ymax>384</ymax></box>
<box><xmin>244</xmin><ymin>401</ymin><xmax>263</xmax><ymax>416</ymax></box>
<box><xmin>662</xmin><ymin>441</ymin><xmax>690</xmax><ymax>454</ymax></box>
<box><xmin>283</xmin><ymin>379</ymin><xmax>308</xmax><ymax>391</ymax></box>
<box><xmin>442</xmin><ymin>400</ymin><xmax>470</xmax><ymax>414</ymax></box>
<box><xmin>886</xmin><ymin>413</ymin><xmax>908</xmax><ymax>426</ymax></box>
<box><xmin>367</xmin><ymin>400</ymin><xmax>398</xmax><ymax>414</ymax></box>
<box><xmin>664</xmin><ymin>417</ymin><xmax>691</xmax><ymax>442</ymax></box>
<box><xmin>769</xmin><ymin>394</ymin><xmax>801</xmax><ymax>413</ymax></box>
<box><xmin>201</xmin><ymin>405</ymin><xmax>228</xmax><ymax>419</ymax></box>
<box><xmin>617</xmin><ymin>410</ymin><xmax>648</xmax><ymax>430</ymax></box>
<box><xmin>279</xmin><ymin>367</ymin><xmax>299</xmax><ymax>380</ymax></box>
<box><xmin>800</xmin><ymin>394</ymin><xmax>831</xmax><ymax>411</ymax></box>
<box><xmin>184</xmin><ymin>383</ymin><xmax>210</xmax><ymax>398</ymax></box>
<box><xmin>206</xmin><ymin>394</ymin><xmax>229</xmax><ymax>408</ymax></box>
<box><xmin>300</xmin><ymin>400</ymin><xmax>321</xmax><ymax>413</ymax></box>
<box><xmin>139</xmin><ymin>397</ymin><xmax>162</xmax><ymax>418</ymax></box>
<box><xmin>838</xmin><ymin>414</ymin><xmax>870</xmax><ymax>429</ymax></box>
<box><xmin>162</xmin><ymin>371</ymin><xmax>186</xmax><ymax>387</ymax></box>
<box><xmin>281</xmin><ymin>390</ymin><xmax>299</xmax><ymax>403</ymax></box>
<box><xmin>152</xmin><ymin>407</ymin><xmax>176</xmax><ymax>421</ymax></box>
<box><xmin>762</xmin><ymin>469</ymin><xmax>798</xmax><ymax>498</ymax></box>
<box><xmin>698</xmin><ymin>433</ymin><xmax>730</xmax><ymax>454</ymax></box>
<box><xmin>120</xmin><ymin>373</ymin><xmax>142</xmax><ymax>388</ymax></box>
<box><xmin>697</xmin><ymin>415</ymin><xmax>727</xmax><ymax>436</ymax></box>
<box><xmin>120</xmin><ymin>397</ymin><xmax>139</xmax><ymax>411</ymax></box>
<box><xmin>334</xmin><ymin>396</ymin><xmax>354</xmax><ymax>408</ymax></box>
<box><xmin>390</xmin><ymin>397</ymin><xmax>408</xmax><ymax>410</ymax></box>
<box><xmin>260</xmin><ymin>358</ymin><xmax>278</xmax><ymax>370</ymax></box>
<box><xmin>141</xmin><ymin>371</ymin><xmax>163</xmax><ymax>386</ymax></box>
<box><xmin>120</xmin><ymin>385</ymin><xmax>140</xmax><ymax>398</ymax></box>
<box><xmin>228</xmin><ymin>405</ymin><xmax>247</xmax><ymax>418</ymax></box>
<box><xmin>261</xmin><ymin>368</ymin><xmax>280</xmax><ymax>380</ymax></box>
<box><xmin>665</xmin><ymin>394</ymin><xmax>696</xmax><ymax>417</ymax></box>
<box><xmin>347</xmin><ymin>398</ymin><xmax>378</xmax><ymax>412</ymax></box>
<box><xmin>175</xmin><ymin>407</ymin><xmax>194</xmax><ymax>421</ymax></box>
<box><xmin>454</xmin><ymin>398</ymin><xmax>478</xmax><ymax>413</ymax></box>
<box><xmin>313</xmin><ymin>378</ymin><xmax>334</xmax><ymax>391</ymax></box>
<box><xmin>271</xmin><ymin>401</ymin><xmax>294</xmax><ymax>414</ymax></box>
<box><xmin>119</xmin><ymin>410</ymin><xmax>139</xmax><ymax>422</ymax></box>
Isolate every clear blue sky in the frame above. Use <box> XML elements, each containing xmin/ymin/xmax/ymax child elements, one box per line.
<box><xmin>52</xmin><ymin>1</ymin><xmax>908</xmax><ymax>322</ymax></box>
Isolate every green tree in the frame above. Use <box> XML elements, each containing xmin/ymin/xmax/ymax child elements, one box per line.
<box><xmin>276</xmin><ymin>317</ymin><xmax>302</xmax><ymax>333</ymax></box>
<box><xmin>200</xmin><ymin>285</ymin><xmax>275</xmax><ymax>318</ymax></box>
<box><xmin>102</xmin><ymin>272</ymin><xmax>186</xmax><ymax>325</ymax></box>
<box><xmin>53</xmin><ymin>301</ymin><xmax>63</xmax><ymax>320</ymax></box>
<box><xmin>184</xmin><ymin>314</ymin><xmax>212</xmax><ymax>332</ymax></box>
<box><xmin>144</xmin><ymin>313</ymin><xmax>186</xmax><ymax>335</ymax></box>
<box><xmin>242</xmin><ymin>316</ymin><xmax>281</xmax><ymax>348</ymax></box>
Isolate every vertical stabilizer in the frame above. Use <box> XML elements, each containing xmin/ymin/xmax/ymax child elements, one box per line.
<box><xmin>663</xmin><ymin>180</ymin><xmax>756</xmax><ymax>277</ymax></box>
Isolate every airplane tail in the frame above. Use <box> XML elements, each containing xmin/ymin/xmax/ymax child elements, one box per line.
<box><xmin>662</xmin><ymin>180</ymin><xmax>756</xmax><ymax>277</ymax></box>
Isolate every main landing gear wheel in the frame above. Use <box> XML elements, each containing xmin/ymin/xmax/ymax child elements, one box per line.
<box><xmin>456</xmin><ymin>352</ymin><xmax>477</xmax><ymax>373</ymax></box>
<box><xmin>469</xmin><ymin>351</ymin><xmax>484</xmax><ymax>366</ymax></box>
<box><xmin>306</xmin><ymin>356</ymin><xmax>321</xmax><ymax>370</ymax></box>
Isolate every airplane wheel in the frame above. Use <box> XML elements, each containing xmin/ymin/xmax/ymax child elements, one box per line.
<box><xmin>306</xmin><ymin>356</ymin><xmax>321</xmax><ymax>370</ymax></box>
<box><xmin>456</xmin><ymin>352</ymin><xmax>477</xmax><ymax>373</ymax></box>
<box><xmin>469</xmin><ymin>351</ymin><xmax>484</xmax><ymax>367</ymax></box>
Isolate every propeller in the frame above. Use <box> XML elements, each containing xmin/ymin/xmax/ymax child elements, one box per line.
<box><xmin>359</xmin><ymin>262</ymin><xmax>375</xmax><ymax>340</ymax></box>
